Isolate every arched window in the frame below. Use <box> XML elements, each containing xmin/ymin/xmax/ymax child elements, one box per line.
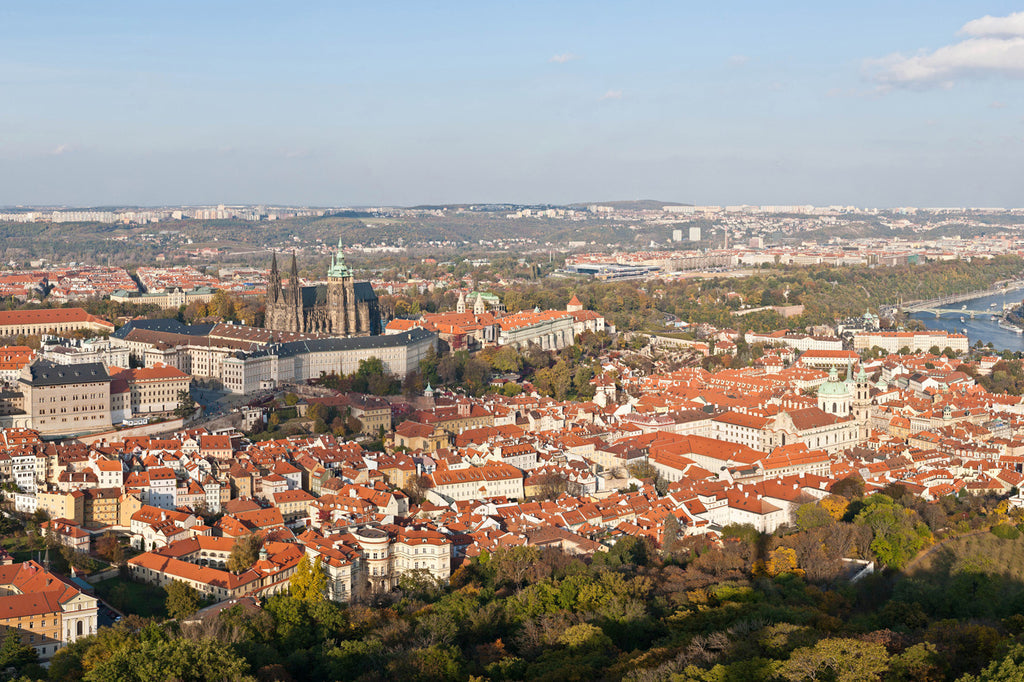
<box><xmin>76</xmin><ymin>620</ymin><xmax>83</xmax><ymax>637</ymax></box>
<box><xmin>832</xmin><ymin>402</ymin><xmax>837</xmax><ymax>414</ymax></box>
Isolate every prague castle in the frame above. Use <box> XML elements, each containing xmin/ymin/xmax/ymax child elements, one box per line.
<box><xmin>265</xmin><ymin>239</ymin><xmax>381</xmax><ymax>336</ymax></box>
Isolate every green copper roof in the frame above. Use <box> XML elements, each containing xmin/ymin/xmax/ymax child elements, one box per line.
<box><xmin>818</xmin><ymin>367</ymin><xmax>850</xmax><ymax>396</ymax></box>
<box><xmin>328</xmin><ymin>237</ymin><xmax>352</xmax><ymax>278</ymax></box>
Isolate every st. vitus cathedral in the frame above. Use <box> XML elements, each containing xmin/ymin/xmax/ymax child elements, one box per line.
<box><xmin>264</xmin><ymin>238</ymin><xmax>380</xmax><ymax>336</ymax></box>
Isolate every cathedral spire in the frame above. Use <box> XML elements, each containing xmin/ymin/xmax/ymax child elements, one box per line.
<box><xmin>289</xmin><ymin>251</ymin><xmax>300</xmax><ymax>305</ymax></box>
<box><xmin>268</xmin><ymin>251</ymin><xmax>282</xmax><ymax>303</ymax></box>
<box><xmin>328</xmin><ymin>236</ymin><xmax>351</xmax><ymax>279</ymax></box>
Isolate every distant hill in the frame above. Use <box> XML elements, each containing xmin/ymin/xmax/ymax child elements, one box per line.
<box><xmin>568</xmin><ymin>200</ymin><xmax>691</xmax><ymax>211</ymax></box>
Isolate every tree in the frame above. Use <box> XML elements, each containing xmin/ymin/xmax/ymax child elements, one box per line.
<box><xmin>173</xmin><ymin>389</ymin><xmax>197</xmax><ymax>419</ymax></box>
<box><xmin>766</xmin><ymin>547</ymin><xmax>799</xmax><ymax>576</ymax></box>
<box><xmin>83</xmin><ymin>633</ymin><xmax>253</xmax><ymax>682</ymax></box>
<box><xmin>794</xmin><ymin>502</ymin><xmax>834</xmax><ymax>531</ymax></box>
<box><xmin>820</xmin><ymin>495</ymin><xmax>850</xmax><ymax>521</ymax></box>
<box><xmin>164</xmin><ymin>579</ymin><xmax>202</xmax><ymax>620</ymax></box>
<box><xmin>462</xmin><ymin>357</ymin><xmax>492</xmax><ymax>395</ymax></box>
<box><xmin>290</xmin><ymin>554</ymin><xmax>327</xmax><ymax>604</ymax></box>
<box><xmin>419</xmin><ymin>345</ymin><xmax>440</xmax><ymax>385</ymax></box>
<box><xmin>855</xmin><ymin>496</ymin><xmax>931</xmax><ymax>569</ymax></box>
<box><xmin>888</xmin><ymin>642</ymin><xmax>947</xmax><ymax>682</ymax></box>
<box><xmin>535</xmin><ymin>472</ymin><xmax>569</xmax><ymax>500</ymax></box>
<box><xmin>0</xmin><ymin>627</ymin><xmax>37</xmax><ymax>672</ymax></box>
<box><xmin>227</xmin><ymin>534</ymin><xmax>262</xmax><ymax>573</ymax></box>
<box><xmin>550</xmin><ymin>359</ymin><xmax>573</xmax><ymax>401</ymax></box>
<box><xmin>960</xmin><ymin>644</ymin><xmax>1024</xmax><ymax>682</ymax></box>
<box><xmin>662</xmin><ymin>514</ymin><xmax>681</xmax><ymax>556</ymax></box>
<box><xmin>491</xmin><ymin>346</ymin><xmax>522</xmax><ymax>373</ymax></box>
<box><xmin>780</xmin><ymin>638</ymin><xmax>890</xmax><ymax>682</ymax></box>
<box><xmin>832</xmin><ymin>475</ymin><xmax>865</xmax><ymax>500</ymax></box>
<box><xmin>207</xmin><ymin>290</ymin><xmax>235</xmax><ymax>320</ymax></box>
<box><xmin>95</xmin><ymin>532</ymin><xmax>124</xmax><ymax>565</ymax></box>
<box><xmin>437</xmin><ymin>354</ymin><xmax>459</xmax><ymax>385</ymax></box>
<box><xmin>488</xmin><ymin>546</ymin><xmax>542</xmax><ymax>590</ymax></box>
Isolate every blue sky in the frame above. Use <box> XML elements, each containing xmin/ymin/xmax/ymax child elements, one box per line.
<box><xmin>1</xmin><ymin>2</ymin><xmax>1023</xmax><ymax>207</ymax></box>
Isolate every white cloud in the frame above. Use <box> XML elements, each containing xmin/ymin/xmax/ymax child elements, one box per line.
<box><xmin>549</xmin><ymin>53</ymin><xmax>578</xmax><ymax>64</ymax></box>
<box><xmin>599</xmin><ymin>89</ymin><xmax>622</xmax><ymax>101</ymax></box>
<box><xmin>50</xmin><ymin>144</ymin><xmax>73</xmax><ymax>155</ymax></box>
<box><xmin>960</xmin><ymin>11</ymin><xmax>1024</xmax><ymax>38</ymax></box>
<box><xmin>727</xmin><ymin>55</ymin><xmax>750</xmax><ymax>67</ymax></box>
<box><xmin>867</xmin><ymin>12</ymin><xmax>1024</xmax><ymax>88</ymax></box>
<box><xmin>990</xmin><ymin>101</ymin><xmax>1008</xmax><ymax>109</ymax></box>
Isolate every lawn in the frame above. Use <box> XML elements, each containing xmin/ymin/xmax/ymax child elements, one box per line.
<box><xmin>893</xmin><ymin>530</ymin><xmax>1024</xmax><ymax>621</ymax></box>
<box><xmin>907</xmin><ymin>531</ymin><xmax>1024</xmax><ymax>579</ymax></box>
<box><xmin>1</xmin><ymin>534</ymin><xmax>73</xmax><ymax>573</ymax></box>
<box><xmin>92</xmin><ymin>576</ymin><xmax>168</xmax><ymax>619</ymax></box>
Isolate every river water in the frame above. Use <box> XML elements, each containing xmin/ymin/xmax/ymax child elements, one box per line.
<box><xmin>910</xmin><ymin>290</ymin><xmax>1024</xmax><ymax>352</ymax></box>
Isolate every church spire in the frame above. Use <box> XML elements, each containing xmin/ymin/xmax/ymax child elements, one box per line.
<box><xmin>289</xmin><ymin>251</ymin><xmax>300</xmax><ymax>304</ymax></box>
<box><xmin>268</xmin><ymin>251</ymin><xmax>282</xmax><ymax>303</ymax></box>
<box><xmin>328</xmin><ymin>235</ymin><xmax>351</xmax><ymax>279</ymax></box>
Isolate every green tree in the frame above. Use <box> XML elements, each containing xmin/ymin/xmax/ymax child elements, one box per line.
<box><xmin>888</xmin><ymin>642</ymin><xmax>947</xmax><ymax>682</ymax></box>
<box><xmin>173</xmin><ymin>389</ymin><xmax>197</xmax><ymax>419</ymax></box>
<box><xmin>795</xmin><ymin>502</ymin><xmax>834</xmax><ymax>531</ymax></box>
<box><xmin>551</xmin><ymin>359</ymin><xmax>573</xmax><ymax>400</ymax></box>
<box><xmin>780</xmin><ymin>638</ymin><xmax>890</xmax><ymax>682</ymax></box>
<box><xmin>84</xmin><ymin>634</ymin><xmax>253</xmax><ymax>682</ymax></box>
<box><xmin>356</xmin><ymin>356</ymin><xmax>386</xmax><ymax>378</ymax></box>
<box><xmin>856</xmin><ymin>496</ymin><xmax>931</xmax><ymax>569</ymax></box>
<box><xmin>489</xmin><ymin>546</ymin><xmax>542</xmax><ymax>590</ymax></box>
<box><xmin>491</xmin><ymin>346</ymin><xmax>522</xmax><ymax>373</ymax></box>
<box><xmin>0</xmin><ymin>627</ymin><xmax>37</xmax><ymax>672</ymax></box>
<box><xmin>959</xmin><ymin>644</ymin><xmax>1024</xmax><ymax>682</ymax></box>
<box><xmin>164</xmin><ymin>579</ymin><xmax>202</xmax><ymax>620</ymax></box>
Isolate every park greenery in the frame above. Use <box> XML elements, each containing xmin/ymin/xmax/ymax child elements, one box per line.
<box><xmin>2</xmin><ymin>484</ymin><xmax>1022</xmax><ymax>681</ymax></box>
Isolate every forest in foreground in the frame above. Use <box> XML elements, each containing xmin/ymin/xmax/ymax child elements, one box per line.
<box><xmin>3</xmin><ymin>484</ymin><xmax>1024</xmax><ymax>681</ymax></box>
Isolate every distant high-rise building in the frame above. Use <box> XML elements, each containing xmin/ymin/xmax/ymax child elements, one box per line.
<box><xmin>672</xmin><ymin>229</ymin><xmax>683</xmax><ymax>242</ymax></box>
<box><xmin>689</xmin><ymin>226</ymin><xmax>701</xmax><ymax>242</ymax></box>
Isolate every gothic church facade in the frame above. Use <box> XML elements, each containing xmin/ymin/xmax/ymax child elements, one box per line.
<box><xmin>264</xmin><ymin>243</ymin><xmax>381</xmax><ymax>336</ymax></box>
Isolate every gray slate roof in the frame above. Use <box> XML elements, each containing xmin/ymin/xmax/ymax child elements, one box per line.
<box><xmin>22</xmin><ymin>359</ymin><xmax>109</xmax><ymax>387</ymax></box>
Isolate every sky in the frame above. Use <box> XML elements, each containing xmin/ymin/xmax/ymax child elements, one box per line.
<box><xmin>1</xmin><ymin>1</ymin><xmax>1023</xmax><ymax>208</ymax></box>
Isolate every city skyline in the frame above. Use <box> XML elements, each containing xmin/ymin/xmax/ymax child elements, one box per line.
<box><xmin>2</xmin><ymin>2</ymin><xmax>1023</xmax><ymax>208</ymax></box>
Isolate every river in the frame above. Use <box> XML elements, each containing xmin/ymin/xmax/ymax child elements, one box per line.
<box><xmin>910</xmin><ymin>290</ymin><xmax>1024</xmax><ymax>352</ymax></box>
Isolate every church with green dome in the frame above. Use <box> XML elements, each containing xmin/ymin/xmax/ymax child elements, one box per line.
<box><xmin>817</xmin><ymin>367</ymin><xmax>852</xmax><ymax>417</ymax></box>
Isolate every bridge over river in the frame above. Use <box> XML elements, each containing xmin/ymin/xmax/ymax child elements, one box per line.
<box><xmin>913</xmin><ymin>304</ymin><xmax>1011</xmax><ymax>319</ymax></box>
<box><xmin>899</xmin><ymin>279</ymin><xmax>1024</xmax><ymax>316</ymax></box>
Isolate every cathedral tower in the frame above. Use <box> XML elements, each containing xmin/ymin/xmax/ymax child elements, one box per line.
<box><xmin>264</xmin><ymin>233</ymin><xmax>380</xmax><ymax>337</ymax></box>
